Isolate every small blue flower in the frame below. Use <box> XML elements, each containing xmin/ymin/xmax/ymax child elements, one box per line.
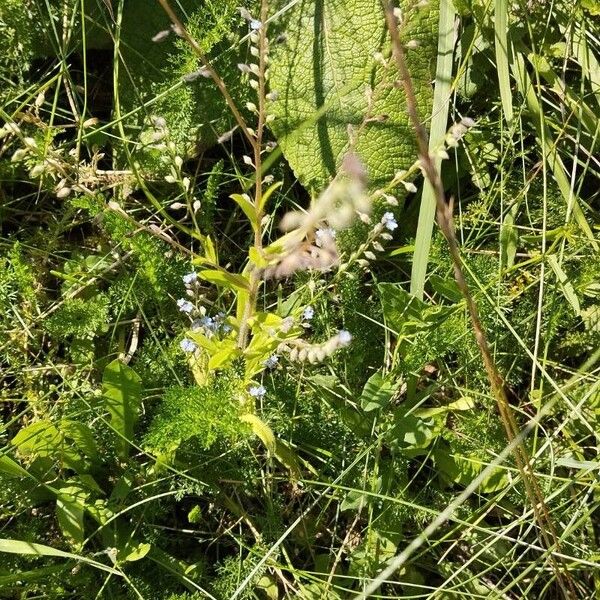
<box><xmin>250</xmin><ymin>19</ymin><xmax>262</xmax><ymax>30</ymax></box>
<box><xmin>264</xmin><ymin>355</ymin><xmax>279</xmax><ymax>369</ymax></box>
<box><xmin>182</xmin><ymin>271</ymin><xmax>197</xmax><ymax>285</ymax></box>
<box><xmin>180</xmin><ymin>338</ymin><xmax>197</xmax><ymax>353</ymax></box>
<box><xmin>381</xmin><ymin>212</ymin><xmax>398</xmax><ymax>232</ymax></box>
<box><xmin>249</xmin><ymin>385</ymin><xmax>266</xmax><ymax>398</ymax></box>
<box><xmin>200</xmin><ymin>316</ymin><xmax>218</xmax><ymax>332</ymax></box>
<box><xmin>221</xmin><ymin>324</ymin><xmax>233</xmax><ymax>334</ymax></box>
<box><xmin>338</xmin><ymin>330</ymin><xmax>352</xmax><ymax>345</ymax></box>
<box><xmin>302</xmin><ymin>306</ymin><xmax>314</xmax><ymax>321</ymax></box>
<box><xmin>177</xmin><ymin>298</ymin><xmax>194</xmax><ymax>313</ymax></box>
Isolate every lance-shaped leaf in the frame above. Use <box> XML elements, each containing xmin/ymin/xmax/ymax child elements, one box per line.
<box><xmin>102</xmin><ymin>359</ymin><xmax>142</xmax><ymax>459</ymax></box>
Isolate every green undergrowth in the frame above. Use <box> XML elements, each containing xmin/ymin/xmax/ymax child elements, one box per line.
<box><xmin>0</xmin><ymin>0</ymin><xmax>599</xmax><ymax>598</ymax></box>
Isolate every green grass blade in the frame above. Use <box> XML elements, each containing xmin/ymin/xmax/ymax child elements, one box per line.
<box><xmin>410</xmin><ymin>0</ymin><xmax>456</xmax><ymax>299</ymax></box>
<box><xmin>494</xmin><ymin>0</ymin><xmax>513</xmax><ymax>126</ymax></box>
<box><xmin>511</xmin><ymin>46</ymin><xmax>598</xmax><ymax>251</ymax></box>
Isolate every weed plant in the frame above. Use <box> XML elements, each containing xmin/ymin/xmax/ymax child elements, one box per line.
<box><xmin>0</xmin><ymin>0</ymin><xmax>598</xmax><ymax>598</ymax></box>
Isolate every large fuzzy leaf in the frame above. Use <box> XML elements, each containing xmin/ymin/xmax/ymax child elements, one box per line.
<box><xmin>269</xmin><ymin>0</ymin><xmax>438</xmax><ymax>192</ymax></box>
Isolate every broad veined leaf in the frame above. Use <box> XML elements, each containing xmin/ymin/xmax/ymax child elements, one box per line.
<box><xmin>414</xmin><ymin>396</ymin><xmax>475</xmax><ymax>418</ymax></box>
<box><xmin>55</xmin><ymin>484</ymin><xmax>89</xmax><ymax>548</ymax></box>
<box><xmin>360</xmin><ymin>371</ymin><xmax>400</xmax><ymax>412</ymax></box>
<box><xmin>102</xmin><ymin>359</ymin><xmax>142</xmax><ymax>459</ymax></box>
<box><xmin>259</xmin><ymin>181</ymin><xmax>283</xmax><ymax>212</ymax></box>
<box><xmin>230</xmin><ymin>193</ymin><xmax>259</xmax><ymax>230</ymax></box>
<box><xmin>11</xmin><ymin>420</ymin><xmax>85</xmax><ymax>472</ymax></box>
<box><xmin>207</xmin><ymin>339</ymin><xmax>241</xmax><ymax>370</ymax></box>
<box><xmin>434</xmin><ymin>444</ymin><xmax>510</xmax><ymax>493</ymax></box>
<box><xmin>118</xmin><ymin>542</ymin><xmax>152</xmax><ymax>563</ymax></box>
<box><xmin>0</xmin><ymin>455</ymin><xmax>31</xmax><ymax>479</ymax></box>
<box><xmin>378</xmin><ymin>282</ymin><xmax>428</xmax><ymax>334</ymax></box>
<box><xmin>60</xmin><ymin>420</ymin><xmax>100</xmax><ymax>464</ymax></box>
<box><xmin>240</xmin><ymin>414</ymin><xmax>276</xmax><ymax>453</ymax></box>
<box><xmin>269</xmin><ymin>0</ymin><xmax>438</xmax><ymax>192</ymax></box>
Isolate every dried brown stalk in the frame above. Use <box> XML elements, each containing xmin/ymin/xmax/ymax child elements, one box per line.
<box><xmin>383</xmin><ymin>3</ymin><xmax>575</xmax><ymax>597</ymax></box>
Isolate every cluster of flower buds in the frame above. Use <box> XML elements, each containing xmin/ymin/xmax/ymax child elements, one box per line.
<box><xmin>278</xmin><ymin>330</ymin><xmax>352</xmax><ymax>364</ymax></box>
<box><xmin>237</xmin><ymin>6</ymin><xmax>279</xmax><ymax>142</ymax></box>
<box><xmin>178</xmin><ymin>271</ymin><xmax>233</xmax><ymax>353</ymax></box>
<box><xmin>4</xmin><ymin>117</ymin><xmax>112</xmax><ymax>199</ymax></box>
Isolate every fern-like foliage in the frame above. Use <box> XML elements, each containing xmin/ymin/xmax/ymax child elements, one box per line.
<box><xmin>144</xmin><ymin>373</ymin><xmax>251</xmax><ymax>455</ymax></box>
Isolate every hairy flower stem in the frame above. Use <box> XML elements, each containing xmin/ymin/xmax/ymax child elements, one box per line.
<box><xmin>156</xmin><ymin>0</ymin><xmax>269</xmax><ymax>349</ymax></box>
<box><xmin>239</xmin><ymin>0</ymin><xmax>270</xmax><ymax>349</ymax></box>
<box><xmin>383</xmin><ymin>3</ymin><xmax>575</xmax><ymax>598</ymax></box>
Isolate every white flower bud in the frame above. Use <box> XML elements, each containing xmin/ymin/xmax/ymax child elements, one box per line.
<box><xmin>193</xmin><ymin>200</ymin><xmax>201</xmax><ymax>212</ymax></box>
<box><xmin>56</xmin><ymin>186</ymin><xmax>72</xmax><ymax>198</ymax></box>
<box><xmin>11</xmin><ymin>149</ymin><xmax>28</xmax><ymax>162</ymax></box>
<box><xmin>165</xmin><ymin>175</ymin><xmax>177</xmax><ymax>184</ymax></box>
<box><xmin>403</xmin><ymin>181</ymin><xmax>418</xmax><ymax>193</ymax></box>
<box><xmin>170</xmin><ymin>202</ymin><xmax>186</xmax><ymax>210</ymax></box>
<box><xmin>4</xmin><ymin>122</ymin><xmax>20</xmax><ymax>135</ymax></box>
<box><xmin>30</xmin><ymin>164</ymin><xmax>45</xmax><ymax>177</ymax></box>
<box><xmin>174</xmin><ymin>156</ymin><xmax>183</xmax><ymax>169</ymax></box>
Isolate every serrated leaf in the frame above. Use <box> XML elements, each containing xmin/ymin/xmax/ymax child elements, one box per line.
<box><xmin>270</xmin><ymin>0</ymin><xmax>438</xmax><ymax>192</ymax></box>
<box><xmin>102</xmin><ymin>359</ymin><xmax>142</xmax><ymax>459</ymax></box>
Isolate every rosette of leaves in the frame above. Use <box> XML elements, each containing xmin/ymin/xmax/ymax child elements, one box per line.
<box><xmin>269</xmin><ymin>0</ymin><xmax>439</xmax><ymax>193</ymax></box>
